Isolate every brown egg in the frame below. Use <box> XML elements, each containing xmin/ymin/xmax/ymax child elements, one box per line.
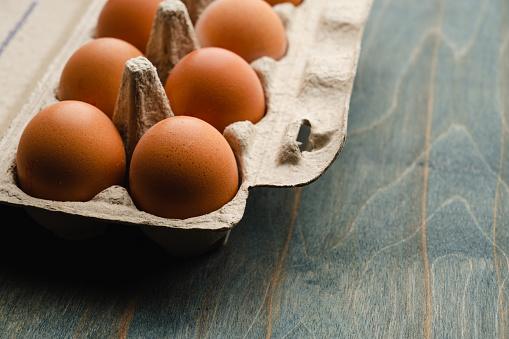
<box><xmin>16</xmin><ymin>101</ymin><xmax>126</xmax><ymax>202</ymax></box>
<box><xmin>194</xmin><ymin>0</ymin><xmax>287</xmax><ymax>63</ymax></box>
<box><xmin>129</xmin><ymin>116</ymin><xmax>239</xmax><ymax>219</ymax></box>
<box><xmin>164</xmin><ymin>47</ymin><xmax>265</xmax><ymax>133</ymax></box>
<box><xmin>265</xmin><ymin>0</ymin><xmax>302</xmax><ymax>5</ymax></box>
<box><xmin>96</xmin><ymin>0</ymin><xmax>164</xmax><ymax>54</ymax></box>
<box><xmin>57</xmin><ymin>37</ymin><xmax>144</xmax><ymax>119</ymax></box>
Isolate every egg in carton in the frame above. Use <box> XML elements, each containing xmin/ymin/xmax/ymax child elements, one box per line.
<box><xmin>0</xmin><ymin>0</ymin><xmax>373</xmax><ymax>256</ymax></box>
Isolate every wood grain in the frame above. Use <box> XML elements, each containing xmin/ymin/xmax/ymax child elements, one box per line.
<box><xmin>1</xmin><ymin>0</ymin><xmax>508</xmax><ymax>337</ymax></box>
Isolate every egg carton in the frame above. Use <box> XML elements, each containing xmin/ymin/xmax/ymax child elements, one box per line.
<box><xmin>0</xmin><ymin>0</ymin><xmax>372</xmax><ymax>256</ymax></box>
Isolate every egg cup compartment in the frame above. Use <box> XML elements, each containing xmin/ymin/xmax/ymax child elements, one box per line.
<box><xmin>0</xmin><ymin>0</ymin><xmax>372</xmax><ymax>257</ymax></box>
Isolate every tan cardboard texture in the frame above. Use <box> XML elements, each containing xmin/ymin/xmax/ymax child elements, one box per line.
<box><xmin>0</xmin><ymin>0</ymin><xmax>372</xmax><ymax>256</ymax></box>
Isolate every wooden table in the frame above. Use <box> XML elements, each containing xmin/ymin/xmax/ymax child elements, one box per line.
<box><xmin>1</xmin><ymin>0</ymin><xmax>508</xmax><ymax>337</ymax></box>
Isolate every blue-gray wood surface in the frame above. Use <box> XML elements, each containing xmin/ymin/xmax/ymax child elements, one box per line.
<box><xmin>1</xmin><ymin>0</ymin><xmax>509</xmax><ymax>337</ymax></box>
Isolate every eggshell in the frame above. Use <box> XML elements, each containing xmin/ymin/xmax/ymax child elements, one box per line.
<box><xmin>129</xmin><ymin>116</ymin><xmax>239</xmax><ymax>219</ymax></box>
<box><xmin>164</xmin><ymin>47</ymin><xmax>265</xmax><ymax>133</ymax></box>
<box><xmin>194</xmin><ymin>0</ymin><xmax>287</xmax><ymax>63</ymax></box>
<box><xmin>16</xmin><ymin>101</ymin><xmax>126</xmax><ymax>202</ymax></box>
<box><xmin>265</xmin><ymin>0</ymin><xmax>302</xmax><ymax>6</ymax></box>
<box><xmin>57</xmin><ymin>37</ymin><xmax>144</xmax><ymax>119</ymax></box>
<box><xmin>96</xmin><ymin>0</ymin><xmax>164</xmax><ymax>54</ymax></box>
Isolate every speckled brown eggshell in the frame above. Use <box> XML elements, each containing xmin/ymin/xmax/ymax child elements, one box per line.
<box><xmin>16</xmin><ymin>101</ymin><xmax>126</xmax><ymax>202</ymax></box>
<box><xmin>129</xmin><ymin>116</ymin><xmax>239</xmax><ymax>220</ymax></box>
<box><xmin>265</xmin><ymin>0</ymin><xmax>302</xmax><ymax>5</ymax></box>
<box><xmin>164</xmin><ymin>47</ymin><xmax>265</xmax><ymax>133</ymax></box>
<box><xmin>57</xmin><ymin>37</ymin><xmax>144</xmax><ymax>119</ymax></box>
<box><xmin>194</xmin><ymin>0</ymin><xmax>287</xmax><ymax>63</ymax></box>
<box><xmin>96</xmin><ymin>0</ymin><xmax>164</xmax><ymax>54</ymax></box>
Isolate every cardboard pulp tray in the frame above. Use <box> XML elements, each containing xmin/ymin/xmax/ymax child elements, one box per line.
<box><xmin>0</xmin><ymin>0</ymin><xmax>372</xmax><ymax>256</ymax></box>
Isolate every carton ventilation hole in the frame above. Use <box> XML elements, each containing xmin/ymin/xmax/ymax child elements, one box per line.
<box><xmin>296</xmin><ymin>120</ymin><xmax>313</xmax><ymax>152</ymax></box>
